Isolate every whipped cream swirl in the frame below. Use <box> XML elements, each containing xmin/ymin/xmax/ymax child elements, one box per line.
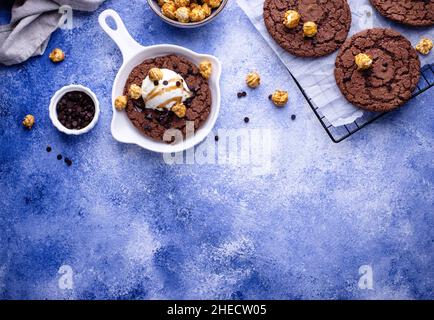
<box><xmin>141</xmin><ymin>69</ymin><xmax>192</xmax><ymax>111</ymax></box>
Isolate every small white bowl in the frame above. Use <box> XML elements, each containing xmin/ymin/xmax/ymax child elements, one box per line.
<box><xmin>49</xmin><ymin>85</ymin><xmax>100</xmax><ymax>135</ymax></box>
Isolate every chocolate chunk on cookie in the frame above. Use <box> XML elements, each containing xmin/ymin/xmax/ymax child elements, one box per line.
<box><xmin>123</xmin><ymin>55</ymin><xmax>212</xmax><ymax>141</ymax></box>
<box><xmin>335</xmin><ymin>28</ymin><xmax>420</xmax><ymax>113</ymax></box>
<box><xmin>263</xmin><ymin>0</ymin><xmax>352</xmax><ymax>57</ymax></box>
<box><xmin>370</xmin><ymin>0</ymin><xmax>434</xmax><ymax>27</ymax></box>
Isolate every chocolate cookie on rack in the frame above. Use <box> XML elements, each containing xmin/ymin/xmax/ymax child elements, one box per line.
<box><xmin>263</xmin><ymin>0</ymin><xmax>352</xmax><ymax>57</ymax></box>
<box><xmin>370</xmin><ymin>0</ymin><xmax>434</xmax><ymax>27</ymax></box>
<box><xmin>335</xmin><ymin>28</ymin><xmax>420</xmax><ymax>112</ymax></box>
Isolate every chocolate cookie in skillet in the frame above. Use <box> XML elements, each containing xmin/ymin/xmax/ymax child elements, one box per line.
<box><xmin>263</xmin><ymin>0</ymin><xmax>352</xmax><ymax>57</ymax></box>
<box><xmin>370</xmin><ymin>0</ymin><xmax>434</xmax><ymax>27</ymax></box>
<box><xmin>335</xmin><ymin>28</ymin><xmax>420</xmax><ymax>113</ymax></box>
<box><xmin>120</xmin><ymin>55</ymin><xmax>212</xmax><ymax>142</ymax></box>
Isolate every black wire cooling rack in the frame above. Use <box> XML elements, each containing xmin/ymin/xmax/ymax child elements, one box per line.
<box><xmin>289</xmin><ymin>63</ymin><xmax>434</xmax><ymax>143</ymax></box>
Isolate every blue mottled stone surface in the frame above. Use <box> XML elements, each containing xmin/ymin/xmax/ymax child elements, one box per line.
<box><xmin>0</xmin><ymin>0</ymin><xmax>433</xmax><ymax>300</ymax></box>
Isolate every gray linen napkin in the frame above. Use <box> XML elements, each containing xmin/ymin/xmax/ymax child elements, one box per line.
<box><xmin>0</xmin><ymin>0</ymin><xmax>105</xmax><ymax>66</ymax></box>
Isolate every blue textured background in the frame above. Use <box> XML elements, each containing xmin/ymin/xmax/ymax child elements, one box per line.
<box><xmin>0</xmin><ymin>0</ymin><xmax>433</xmax><ymax>300</ymax></box>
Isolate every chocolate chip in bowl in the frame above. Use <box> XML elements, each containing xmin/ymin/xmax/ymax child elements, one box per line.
<box><xmin>56</xmin><ymin>91</ymin><xmax>95</xmax><ymax>130</ymax></box>
<box><xmin>49</xmin><ymin>85</ymin><xmax>100</xmax><ymax>135</ymax></box>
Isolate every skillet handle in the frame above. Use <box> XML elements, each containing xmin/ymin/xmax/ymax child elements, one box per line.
<box><xmin>98</xmin><ymin>9</ymin><xmax>143</xmax><ymax>62</ymax></box>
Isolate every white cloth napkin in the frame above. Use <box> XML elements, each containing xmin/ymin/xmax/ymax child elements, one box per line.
<box><xmin>237</xmin><ymin>0</ymin><xmax>434</xmax><ymax>127</ymax></box>
<box><xmin>0</xmin><ymin>0</ymin><xmax>106</xmax><ymax>66</ymax></box>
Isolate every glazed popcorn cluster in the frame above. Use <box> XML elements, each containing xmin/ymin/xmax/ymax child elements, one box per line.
<box><xmin>158</xmin><ymin>0</ymin><xmax>222</xmax><ymax>23</ymax></box>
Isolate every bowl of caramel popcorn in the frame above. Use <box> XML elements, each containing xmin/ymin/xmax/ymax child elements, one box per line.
<box><xmin>148</xmin><ymin>0</ymin><xmax>228</xmax><ymax>28</ymax></box>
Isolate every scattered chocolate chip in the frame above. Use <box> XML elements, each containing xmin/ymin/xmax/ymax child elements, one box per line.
<box><xmin>244</xmin><ymin>117</ymin><xmax>250</xmax><ymax>123</ymax></box>
<box><xmin>291</xmin><ymin>114</ymin><xmax>296</xmax><ymax>120</ymax></box>
<box><xmin>163</xmin><ymin>80</ymin><xmax>169</xmax><ymax>86</ymax></box>
<box><xmin>57</xmin><ymin>154</ymin><xmax>62</xmax><ymax>160</ymax></box>
<box><xmin>215</xmin><ymin>135</ymin><xmax>219</xmax><ymax>142</ymax></box>
<box><xmin>154</xmin><ymin>80</ymin><xmax>159</xmax><ymax>86</ymax></box>
<box><xmin>237</xmin><ymin>92</ymin><xmax>243</xmax><ymax>98</ymax></box>
<box><xmin>176</xmin><ymin>81</ymin><xmax>181</xmax><ymax>87</ymax></box>
<box><xmin>46</xmin><ymin>146</ymin><xmax>52</xmax><ymax>152</ymax></box>
<box><xmin>64</xmin><ymin>158</ymin><xmax>72</xmax><ymax>166</ymax></box>
<box><xmin>268</xmin><ymin>94</ymin><xmax>272</xmax><ymax>100</ymax></box>
<box><xmin>242</xmin><ymin>91</ymin><xmax>247</xmax><ymax>97</ymax></box>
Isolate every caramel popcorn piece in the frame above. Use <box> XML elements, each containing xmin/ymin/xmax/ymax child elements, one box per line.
<box><xmin>190</xmin><ymin>7</ymin><xmax>206</xmax><ymax>22</ymax></box>
<box><xmin>22</xmin><ymin>114</ymin><xmax>35</xmax><ymax>129</ymax></box>
<box><xmin>246</xmin><ymin>72</ymin><xmax>261</xmax><ymax>89</ymax></box>
<box><xmin>149</xmin><ymin>68</ymin><xmax>164</xmax><ymax>81</ymax></box>
<box><xmin>303</xmin><ymin>21</ymin><xmax>317</xmax><ymax>38</ymax></box>
<box><xmin>174</xmin><ymin>0</ymin><xmax>190</xmax><ymax>7</ymax></box>
<box><xmin>129</xmin><ymin>84</ymin><xmax>142</xmax><ymax>100</ymax></box>
<box><xmin>161</xmin><ymin>2</ymin><xmax>177</xmax><ymax>20</ymax></box>
<box><xmin>190</xmin><ymin>3</ymin><xmax>201</xmax><ymax>10</ymax></box>
<box><xmin>199</xmin><ymin>60</ymin><xmax>212</xmax><ymax>79</ymax></box>
<box><xmin>172</xmin><ymin>103</ymin><xmax>187</xmax><ymax>118</ymax></box>
<box><xmin>283</xmin><ymin>10</ymin><xmax>300</xmax><ymax>29</ymax></box>
<box><xmin>114</xmin><ymin>96</ymin><xmax>128</xmax><ymax>111</ymax></box>
<box><xmin>175</xmin><ymin>6</ymin><xmax>191</xmax><ymax>23</ymax></box>
<box><xmin>203</xmin><ymin>0</ymin><xmax>221</xmax><ymax>9</ymax></box>
<box><xmin>158</xmin><ymin>0</ymin><xmax>173</xmax><ymax>6</ymax></box>
<box><xmin>355</xmin><ymin>53</ymin><xmax>373</xmax><ymax>71</ymax></box>
<box><xmin>415</xmin><ymin>38</ymin><xmax>433</xmax><ymax>55</ymax></box>
<box><xmin>202</xmin><ymin>3</ymin><xmax>212</xmax><ymax>17</ymax></box>
<box><xmin>49</xmin><ymin>48</ymin><xmax>65</xmax><ymax>63</ymax></box>
<box><xmin>271</xmin><ymin>90</ymin><xmax>288</xmax><ymax>107</ymax></box>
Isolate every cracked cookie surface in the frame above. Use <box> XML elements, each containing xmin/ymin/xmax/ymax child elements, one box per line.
<box><xmin>335</xmin><ymin>28</ymin><xmax>420</xmax><ymax>112</ymax></box>
<box><xmin>263</xmin><ymin>0</ymin><xmax>352</xmax><ymax>57</ymax></box>
<box><xmin>370</xmin><ymin>0</ymin><xmax>434</xmax><ymax>27</ymax></box>
<box><xmin>123</xmin><ymin>55</ymin><xmax>212</xmax><ymax>141</ymax></box>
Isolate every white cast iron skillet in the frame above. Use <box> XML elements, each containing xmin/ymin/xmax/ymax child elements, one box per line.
<box><xmin>98</xmin><ymin>9</ymin><xmax>222</xmax><ymax>153</ymax></box>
